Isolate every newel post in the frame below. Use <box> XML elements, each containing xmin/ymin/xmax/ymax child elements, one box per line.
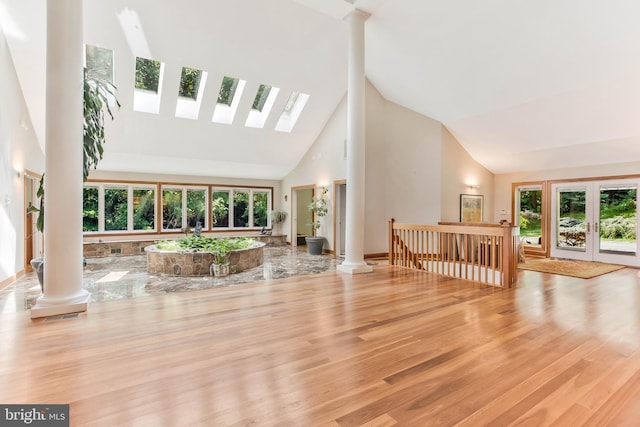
<box><xmin>500</xmin><ymin>224</ymin><xmax>516</xmax><ymax>288</ymax></box>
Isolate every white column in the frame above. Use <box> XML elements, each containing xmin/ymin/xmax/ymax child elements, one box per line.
<box><xmin>338</xmin><ymin>9</ymin><xmax>373</xmax><ymax>275</ymax></box>
<box><xmin>31</xmin><ymin>0</ymin><xmax>90</xmax><ymax>318</ymax></box>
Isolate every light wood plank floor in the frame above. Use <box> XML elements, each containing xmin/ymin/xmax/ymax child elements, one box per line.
<box><xmin>2</xmin><ymin>265</ymin><xmax>640</xmax><ymax>426</ymax></box>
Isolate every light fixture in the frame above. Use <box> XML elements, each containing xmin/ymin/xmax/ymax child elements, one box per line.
<box><xmin>468</xmin><ymin>184</ymin><xmax>480</xmax><ymax>190</ymax></box>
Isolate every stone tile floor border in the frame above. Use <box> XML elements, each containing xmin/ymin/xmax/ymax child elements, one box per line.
<box><xmin>1</xmin><ymin>247</ymin><xmax>362</xmax><ymax>313</ymax></box>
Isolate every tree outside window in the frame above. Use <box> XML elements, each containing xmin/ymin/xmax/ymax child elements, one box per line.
<box><xmin>104</xmin><ymin>188</ymin><xmax>128</xmax><ymax>231</ymax></box>
<box><xmin>253</xmin><ymin>192</ymin><xmax>268</xmax><ymax>227</ymax></box>
<box><xmin>83</xmin><ymin>187</ymin><xmax>99</xmax><ymax>232</ymax></box>
<box><xmin>212</xmin><ymin>191</ymin><xmax>230</xmax><ymax>228</ymax></box>
<box><xmin>187</xmin><ymin>189</ymin><xmax>206</xmax><ymax>228</ymax></box>
<box><xmin>233</xmin><ymin>191</ymin><xmax>250</xmax><ymax>227</ymax></box>
<box><xmin>133</xmin><ymin>188</ymin><xmax>155</xmax><ymax>230</ymax></box>
<box><xmin>163</xmin><ymin>189</ymin><xmax>182</xmax><ymax>230</ymax></box>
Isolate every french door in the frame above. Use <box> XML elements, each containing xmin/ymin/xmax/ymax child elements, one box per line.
<box><xmin>550</xmin><ymin>179</ymin><xmax>639</xmax><ymax>266</ymax></box>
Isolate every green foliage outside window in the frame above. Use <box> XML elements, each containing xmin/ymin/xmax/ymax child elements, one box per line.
<box><xmin>163</xmin><ymin>189</ymin><xmax>182</xmax><ymax>229</ymax></box>
<box><xmin>105</xmin><ymin>188</ymin><xmax>128</xmax><ymax>231</ymax></box>
<box><xmin>559</xmin><ymin>191</ymin><xmax>586</xmax><ymax>218</ymax></box>
<box><xmin>253</xmin><ymin>192</ymin><xmax>268</xmax><ymax>227</ymax></box>
<box><xmin>252</xmin><ymin>84</ymin><xmax>271</xmax><ymax>111</ymax></box>
<box><xmin>233</xmin><ymin>191</ymin><xmax>249</xmax><ymax>227</ymax></box>
<box><xmin>133</xmin><ymin>189</ymin><xmax>155</xmax><ymax>230</ymax></box>
<box><xmin>599</xmin><ymin>188</ymin><xmax>636</xmax><ymax>240</ymax></box>
<box><xmin>178</xmin><ymin>67</ymin><xmax>202</xmax><ymax>100</ymax></box>
<box><xmin>135</xmin><ymin>57</ymin><xmax>160</xmax><ymax>93</ymax></box>
<box><xmin>83</xmin><ymin>187</ymin><xmax>99</xmax><ymax>232</ymax></box>
<box><xmin>519</xmin><ymin>189</ymin><xmax>542</xmax><ymax>238</ymax></box>
<box><xmin>217</xmin><ymin>76</ymin><xmax>239</xmax><ymax>105</ymax></box>
<box><xmin>187</xmin><ymin>190</ymin><xmax>206</xmax><ymax>228</ymax></box>
<box><xmin>212</xmin><ymin>191</ymin><xmax>229</xmax><ymax>227</ymax></box>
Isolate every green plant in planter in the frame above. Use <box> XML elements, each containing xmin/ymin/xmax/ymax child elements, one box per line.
<box><xmin>308</xmin><ymin>187</ymin><xmax>328</xmax><ymax>236</ymax></box>
<box><xmin>212</xmin><ymin>249</ymin><xmax>230</xmax><ymax>265</ymax></box>
<box><xmin>305</xmin><ymin>187</ymin><xmax>329</xmax><ymax>255</ymax></box>
<box><xmin>270</xmin><ymin>210</ymin><xmax>287</xmax><ymax>235</ymax></box>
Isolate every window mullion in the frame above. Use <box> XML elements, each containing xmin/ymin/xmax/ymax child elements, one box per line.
<box><xmin>98</xmin><ymin>185</ymin><xmax>105</xmax><ymax>233</ymax></box>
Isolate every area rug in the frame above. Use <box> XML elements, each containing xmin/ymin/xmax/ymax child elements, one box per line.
<box><xmin>518</xmin><ymin>258</ymin><xmax>625</xmax><ymax>279</ymax></box>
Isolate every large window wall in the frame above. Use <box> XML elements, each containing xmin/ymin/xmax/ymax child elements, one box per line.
<box><xmin>83</xmin><ymin>181</ymin><xmax>273</xmax><ymax>235</ymax></box>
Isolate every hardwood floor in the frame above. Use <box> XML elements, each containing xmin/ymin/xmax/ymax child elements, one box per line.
<box><xmin>2</xmin><ymin>265</ymin><xmax>640</xmax><ymax>426</ymax></box>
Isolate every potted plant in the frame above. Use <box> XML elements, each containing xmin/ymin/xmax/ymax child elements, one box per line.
<box><xmin>211</xmin><ymin>249</ymin><xmax>230</xmax><ymax>277</ymax></box>
<box><xmin>28</xmin><ymin>68</ymin><xmax>120</xmax><ymax>291</ymax></box>
<box><xmin>270</xmin><ymin>210</ymin><xmax>287</xmax><ymax>235</ymax></box>
<box><xmin>305</xmin><ymin>187</ymin><xmax>328</xmax><ymax>255</ymax></box>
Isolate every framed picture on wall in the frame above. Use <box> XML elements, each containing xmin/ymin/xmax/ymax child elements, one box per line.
<box><xmin>460</xmin><ymin>194</ymin><xmax>483</xmax><ymax>222</ymax></box>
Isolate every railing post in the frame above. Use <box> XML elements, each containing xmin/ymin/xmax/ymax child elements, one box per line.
<box><xmin>501</xmin><ymin>224</ymin><xmax>514</xmax><ymax>288</ymax></box>
<box><xmin>388</xmin><ymin>218</ymin><xmax>395</xmax><ymax>265</ymax></box>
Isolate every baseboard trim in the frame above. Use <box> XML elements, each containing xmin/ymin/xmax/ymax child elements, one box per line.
<box><xmin>0</xmin><ymin>269</ymin><xmax>25</xmax><ymax>290</ymax></box>
<box><xmin>365</xmin><ymin>252</ymin><xmax>388</xmax><ymax>260</ymax></box>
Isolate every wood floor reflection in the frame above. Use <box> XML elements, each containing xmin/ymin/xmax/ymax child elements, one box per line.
<box><xmin>2</xmin><ymin>266</ymin><xmax>640</xmax><ymax>426</ymax></box>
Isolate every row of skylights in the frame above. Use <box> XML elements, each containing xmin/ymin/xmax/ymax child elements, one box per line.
<box><xmin>84</xmin><ymin>46</ymin><xmax>308</xmax><ymax>132</ymax></box>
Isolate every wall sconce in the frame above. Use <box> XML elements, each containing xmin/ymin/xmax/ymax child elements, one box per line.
<box><xmin>468</xmin><ymin>184</ymin><xmax>480</xmax><ymax>190</ymax></box>
<box><xmin>284</xmin><ymin>194</ymin><xmax>288</xmax><ymax>202</ymax></box>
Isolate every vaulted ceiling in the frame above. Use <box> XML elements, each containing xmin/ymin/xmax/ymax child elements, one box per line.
<box><xmin>3</xmin><ymin>0</ymin><xmax>640</xmax><ymax>179</ymax></box>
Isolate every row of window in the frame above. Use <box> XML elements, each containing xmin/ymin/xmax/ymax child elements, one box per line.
<box><xmin>85</xmin><ymin>45</ymin><xmax>309</xmax><ymax>131</ymax></box>
<box><xmin>83</xmin><ymin>183</ymin><xmax>273</xmax><ymax>234</ymax></box>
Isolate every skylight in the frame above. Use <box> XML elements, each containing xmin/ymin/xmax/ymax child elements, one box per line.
<box><xmin>275</xmin><ymin>92</ymin><xmax>309</xmax><ymax>133</ymax></box>
<box><xmin>245</xmin><ymin>84</ymin><xmax>280</xmax><ymax>129</ymax></box>
<box><xmin>178</xmin><ymin>67</ymin><xmax>202</xmax><ymax>100</ymax></box>
<box><xmin>212</xmin><ymin>76</ymin><xmax>246</xmax><ymax>125</ymax></box>
<box><xmin>133</xmin><ymin>56</ymin><xmax>164</xmax><ymax>114</ymax></box>
<box><xmin>175</xmin><ymin>67</ymin><xmax>208</xmax><ymax>120</ymax></box>
<box><xmin>85</xmin><ymin>45</ymin><xmax>114</xmax><ymax>83</ymax></box>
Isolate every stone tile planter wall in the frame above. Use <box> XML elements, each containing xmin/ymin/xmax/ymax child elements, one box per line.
<box><xmin>83</xmin><ymin>234</ymin><xmax>286</xmax><ymax>259</ymax></box>
<box><xmin>145</xmin><ymin>242</ymin><xmax>266</xmax><ymax>276</ymax></box>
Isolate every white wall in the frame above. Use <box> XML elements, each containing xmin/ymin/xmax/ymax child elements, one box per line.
<box><xmin>281</xmin><ymin>94</ymin><xmax>348</xmax><ymax>251</ymax></box>
<box><xmin>441</xmin><ymin>126</ymin><xmax>494</xmax><ymax>222</ymax></box>
<box><xmin>0</xmin><ymin>29</ymin><xmax>44</xmax><ymax>283</ymax></box>
<box><xmin>283</xmin><ymin>81</ymin><xmax>453</xmax><ymax>255</ymax></box>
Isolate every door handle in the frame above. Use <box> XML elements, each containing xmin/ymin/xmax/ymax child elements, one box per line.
<box><xmin>595</xmin><ymin>222</ymin><xmax>599</xmax><ymax>233</ymax></box>
<box><xmin>586</xmin><ymin>222</ymin><xmax>590</xmax><ymax>233</ymax></box>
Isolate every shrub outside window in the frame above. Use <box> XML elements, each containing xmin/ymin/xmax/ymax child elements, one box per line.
<box><xmin>104</xmin><ymin>187</ymin><xmax>128</xmax><ymax>231</ymax></box>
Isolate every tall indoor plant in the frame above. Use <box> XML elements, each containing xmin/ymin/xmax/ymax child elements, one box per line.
<box><xmin>305</xmin><ymin>187</ymin><xmax>328</xmax><ymax>255</ymax></box>
<box><xmin>28</xmin><ymin>69</ymin><xmax>120</xmax><ymax>289</ymax></box>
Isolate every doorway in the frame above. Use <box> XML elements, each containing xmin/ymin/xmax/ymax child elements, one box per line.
<box><xmin>550</xmin><ymin>179</ymin><xmax>639</xmax><ymax>266</ymax></box>
<box><xmin>291</xmin><ymin>185</ymin><xmax>314</xmax><ymax>247</ymax></box>
<box><xmin>334</xmin><ymin>181</ymin><xmax>346</xmax><ymax>256</ymax></box>
<box><xmin>24</xmin><ymin>173</ymin><xmax>43</xmax><ymax>270</ymax></box>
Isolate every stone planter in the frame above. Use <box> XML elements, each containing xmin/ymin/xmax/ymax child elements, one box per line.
<box><xmin>145</xmin><ymin>242</ymin><xmax>265</xmax><ymax>276</ymax></box>
<box><xmin>305</xmin><ymin>236</ymin><xmax>325</xmax><ymax>255</ymax></box>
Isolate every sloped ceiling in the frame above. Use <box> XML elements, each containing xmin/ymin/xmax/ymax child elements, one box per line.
<box><xmin>3</xmin><ymin>0</ymin><xmax>640</xmax><ymax>179</ymax></box>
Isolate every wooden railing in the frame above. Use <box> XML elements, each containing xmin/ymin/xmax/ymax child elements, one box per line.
<box><xmin>388</xmin><ymin>219</ymin><xmax>519</xmax><ymax>288</ymax></box>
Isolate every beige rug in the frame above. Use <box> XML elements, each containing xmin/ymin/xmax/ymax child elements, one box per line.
<box><xmin>518</xmin><ymin>258</ymin><xmax>625</xmax><ymax>279</ymax></box>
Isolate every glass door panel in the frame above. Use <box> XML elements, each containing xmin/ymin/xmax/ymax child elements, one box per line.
<box><xmin>517</xmin><ymin>186</ymin><xmax>543</xmax><ymax>246</ymax></box>
<box><xmin>595</xmin><ymin>182</ymin><xmax>638</xmax><ymax>265</ymax></box>
<box><xmin>551</xmin><ymin>184</ymin><xmax>592</xmax><ymax>261</ymax></box>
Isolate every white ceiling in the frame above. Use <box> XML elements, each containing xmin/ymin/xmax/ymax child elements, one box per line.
<box><xmin>3</xmin><ymin>0</ymin><xmax>640</xmax><ymax>179</ymax></box>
